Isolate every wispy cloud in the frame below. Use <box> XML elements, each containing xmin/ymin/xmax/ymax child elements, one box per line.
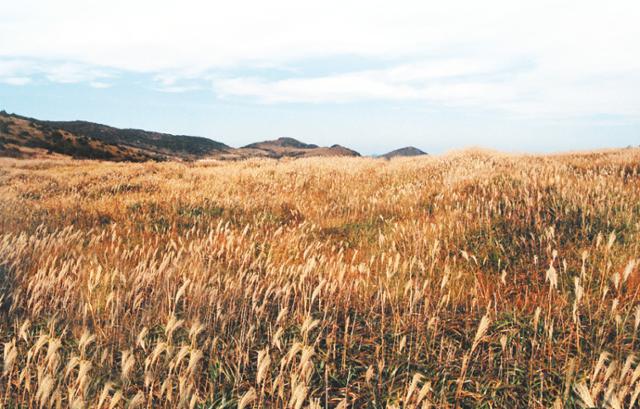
<box><xmin>152</xmin><ymin>73</ymin><xmax>203</xmax><ymax>93</ymax></box>
<box><xmin>213</xmin><ymin>57</ymin><xmax>640</xmax><ymax>118</ymax></box>
<box><xmin>1</xmin><ymin>0</ymin><xmax>639</xmax><ymax>119</ymax></box>
<box><xmin>1</xmin><ymin>76</ymin><xmax>31</xmax><ymax>85</ymax></box>
<box><xmin>89</xmin><ymin>81</ymin><xmax>111</xmax><ymax>89</ymax></box>
<box><xmin>212</xmin><ymin>60</ymin><xmax>517</xmax><ymax>105</ymax></box>
<box><xmin>0</xmin><ymin>60</ymin><xmax>34</xmax><ymax>84</ymax></box>
<box><xmin>43</xmin><ymin>63</ymin><xmax>112</xmax><ymax>84</ymax></box>
<box><xmin>0</xmin><ymin>59</ymin><xmax>115</xmax><ymax>86</ymax></box>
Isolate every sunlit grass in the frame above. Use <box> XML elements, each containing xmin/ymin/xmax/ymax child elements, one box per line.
<box><xmin>0</xmin><ymin>149</ymin><xmax>639</xmax><ymax>408</ymax></box>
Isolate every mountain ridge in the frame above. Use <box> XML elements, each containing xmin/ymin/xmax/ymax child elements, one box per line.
<box><xmin>381</xmin><ymin>146</ymin><xmax>428</xmax><ymax>159</ymax></box>
<box><xmin>243</xmin><ymin>137</ymin><xmax>319</xmax><ymax>150</ymax></box>
<box><xmin>0</xmin><ymin>111</ymin><xmax>366</xmax><ymax>161</ymax></box>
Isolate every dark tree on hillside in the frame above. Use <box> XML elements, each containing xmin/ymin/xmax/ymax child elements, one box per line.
<box><xmin>51</xmin><ymin>131</ymin><xmax>64</xmax><ymax>143</ymax></box>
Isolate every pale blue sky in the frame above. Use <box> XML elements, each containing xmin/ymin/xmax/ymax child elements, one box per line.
<box><xmin>1</xmin><ymin>0</ymin><xmax>639</xmax><ymax>154</ymax></box>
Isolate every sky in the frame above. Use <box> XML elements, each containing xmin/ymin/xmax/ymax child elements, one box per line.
<box><xmin>1</xmin><ymin>0</ymin><xmax>639</xmax><ymax>155</ymax></box>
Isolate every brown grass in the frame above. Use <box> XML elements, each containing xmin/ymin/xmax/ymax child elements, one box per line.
<box><xmin>0</xmin><ymin>149</ymin><xmax>639</xmax><ymax>408</ymax></box>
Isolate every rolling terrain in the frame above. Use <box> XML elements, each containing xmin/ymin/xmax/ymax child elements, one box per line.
<box><xmin>0</xmin><ymin>111</ymin><xmax>362</xmax><ymax>161</ymax></box>
<box><xmin>228</xmin><ymin>137</ymin><xmax>360</xmax><ymax>160</ymax></box>
<box><xmin>1</xmin><ymin>149</ymin><xmax>639</xmax><ymax>408</ymax></box>
<box><xmin>41</xmin><ymin>118</ymin><xmax>231</xmax><ymax>159</ymax></box>
<box><xmin>0</xmin><ymin>112</ymin><xmax>163</xmax><ymax>161</ymax></box>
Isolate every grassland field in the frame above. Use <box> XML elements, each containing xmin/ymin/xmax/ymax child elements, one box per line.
<box><xmin>1</xmin><ymin>149</ymin><xmax>640</xmax><ymax>408</ymax></box>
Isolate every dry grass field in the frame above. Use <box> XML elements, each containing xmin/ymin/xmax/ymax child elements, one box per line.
<box><xmin>1</xmin><ymin>149</ymin><xmax>640</xmax><ymax>408</ymax></box>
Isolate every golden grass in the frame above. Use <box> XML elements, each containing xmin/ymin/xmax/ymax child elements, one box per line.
<box><xmin>0</xmin><ymin>149</ymin><xmax>639</xmax><ymax>408</ymax></box>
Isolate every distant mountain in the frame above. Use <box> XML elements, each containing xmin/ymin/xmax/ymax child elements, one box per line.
<box><xmin>382</xmin><ymin>146</ymin><xmax>428</xmax><ymax>159</ymax></box>
<box><xmin>325</xmin><ymin>144</ymin><xmax>361</xmax><ymax>157</ymax></box>
<box><xmin>0</xmin><ymin>111</ymin><xmax>362</xmax><ymax>161</ymax></box>
<box><xmin>227</xmin><ymin>137</ymin><xmax>360</xmax><ymax>159</ymax></box>
<box><xmin>0</xmin><ymin>112</ymin><xmax>162</xmax><ymax>161</ymax></box>
<box><xmin>244</xmin><ymin>137</ymin><xmax>319</xmax><ymax>150</ymax></box>
<box><xmin>40</xmin><ymin>119</ymin><xmax>230</xmax><ymax>159</ymax></box>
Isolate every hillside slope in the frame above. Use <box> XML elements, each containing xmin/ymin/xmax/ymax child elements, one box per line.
<box><xmin>40</xmin><ymin>119</ymin><xmax>230</xmax><ymax>159</ymax></box>
<box><xmin>1</xmin><ymin>112</ymin><xmax>362</xmax><ymax>161</ymax></box>
<box><xmin>230</xmin><ymin>137</ymin><xmax>360</xmax><ymax>159</ymax></box>
<box><xmin>0</xmin><ymin>112</ymin><xmax>161</xmax><ymax>161</ymax></box>
<box><xmin>382</xmin><ymin>146</ymin><xmax>428</xmax><ymax>159</ymax></box>
<box><xmin>244</xmin><ymin>137</ymin><xmax>319</xmax><ymax>150</ymax></box>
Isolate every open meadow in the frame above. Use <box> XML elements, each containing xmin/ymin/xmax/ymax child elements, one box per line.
<box><xmin>1</xmin><ymin>149</ymin><xmax>640</xmax><ymax>408</ymax></box>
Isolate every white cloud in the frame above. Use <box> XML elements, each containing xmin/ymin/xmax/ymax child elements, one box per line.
<box><xmin>0</xmin><ymin>60</ymin><xmax>35</xmax><ymax>85</ymax></box>
<box><xmin>1</xmin><ymin>0</ymin><xmax>639</xmax><ymax>117</ymax></box>
<box><xmin>213</xmin><ymin>60</ymin><xmax>518</xmax><ymax>105</ymax></box>
<box><xmin>155</xmin><ymin>85</ymin><xmax>201</xmax><ymax>93</ymax></box>
<box><xmin>1</xmin><ymin>76</ymin><xmax>31</xmax><ymax>85</ymax></box>
<box><xmin>216</xmin><ymin>75</ymin><xmax>416</xmax><ymax>103</ymax></box>
<box><xmin>89</xmin><ymin>81</ymin><xmax>111</xmax><ymax>89</ymax></box>
<box><xmin>0</xmin><ymin>60</ymin><xmax>32</xmax><ymax>76</ymax></box>
<box><xmin>213</xmin><ymin>59</ymin><xmax>640</xmax><ymax>118</ymax></box>
<box><xmin>152</xmin><ymin>73</ymin><xmax>202</xmax><ymax>93</ymax></box>
<box><xmin>0</xmin><ymin>59</ymin><xmax>114</xmax><ymax>86</ymax></box>
<box><xmin>44</xmin><ymin>63</ymin><xmax>112</xmax><ymax>84</ymax></box>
